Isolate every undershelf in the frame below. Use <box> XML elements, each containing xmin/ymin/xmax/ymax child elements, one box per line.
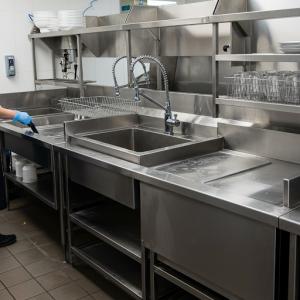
<box><xmin>216</xmin><ymin>54</ymin><xmax>300</xmax><ymax>62</ymax></box>
<box><xmin>70</xmin><ymin>201</ymin><xmax>141</xmax><ymax>262</ymax></box>
<box><xmin>35</xmin><ymin>78</ymin><xmax>96</xmax><ymax>89</ymax></box>
<box><xmin>72</xmin><ymin>241</ymin><xmax>142</xmax><ymax>299</ymax></box>
<box><xmin>5</xmin><ymin>172</ymin><xmax>56</xmax><ymax>209</ymax></box>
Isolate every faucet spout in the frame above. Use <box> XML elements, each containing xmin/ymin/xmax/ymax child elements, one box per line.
<box><xmin>130</xmin><ymin>55</ymin><xmax>180</xmax><ymax>135</ymax></box>
<box><xmin>112</xmin><ymin>55</ymin><xmax>149</xmax><ymax>97</ymax></box>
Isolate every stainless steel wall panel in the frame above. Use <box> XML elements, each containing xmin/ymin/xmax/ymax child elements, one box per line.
<box><xmin>218</xmin><ymin>122</ymin><xmax>300</xmax><ymax>164</ymax></box>
<box><xmin>0</xmin><ymin>90</ymin><xmax>67</xmax><ymax>109</ymax></box>
<box><xmin>141</xmin><ymin>182</ymin><xmax>277</xmax><ymax>300</ymax></box>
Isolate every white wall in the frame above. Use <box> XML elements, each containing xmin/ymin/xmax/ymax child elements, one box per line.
<box><xmin>0</xmin><ymin>0</ymin><xmax>120</xmax><ymax>94</ymax></box>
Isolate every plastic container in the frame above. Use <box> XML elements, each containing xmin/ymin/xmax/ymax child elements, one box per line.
<box><xmin>15</xmin><ymin>159</ymin><xmax>27</xmax><ymax>178</ymax></box>
<box><xmin>22</xmin><ymin>164</ymin><xmax>37</xmax><ymax>184</ymax></box>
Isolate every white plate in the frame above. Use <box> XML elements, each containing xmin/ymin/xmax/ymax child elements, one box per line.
<box><xmin>61</xmin><ymin>26</ymin><xmax>84</xmax><ymax>30</ymax></box>
<box><xmin>279</xmin><ymin>41</ymin><xmax>300</xmax><ymax>45</ymax></box>
<box><xmin>280</xmin><ymin>48</ymin><xmax>300</xmax><ymax>54</ymax></box>
<box><xmin>58</xmin><ymin>10</ymin><xmax>83</xmax><ymax>13</ymax></box>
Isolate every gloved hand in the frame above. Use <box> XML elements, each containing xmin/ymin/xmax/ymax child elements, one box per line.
<box><xmin>11</xmin><ymin>111</ymin><xmax>32</xmax><ymax>125</ymax></box>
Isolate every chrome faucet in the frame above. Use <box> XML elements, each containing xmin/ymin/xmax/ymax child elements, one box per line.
<box><xmin>130</xmin><ymin>55</ymin><xmax>180</xmax><ymax>135</ymax></box>
<box><xmin>112</xmin><ymin>55</ymin><xmax>150</xmax><ymax>97</ymax></box>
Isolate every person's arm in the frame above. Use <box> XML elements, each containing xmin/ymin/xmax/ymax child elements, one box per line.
<box><xmin>0</xmin><ymin>107</ymin><xmax>32</xmax><ymax>125</ymax></box>
<box><xmin>0</xmin><ymin>107</ymin><xmax>17</xmax><ymax>120</ymax></box>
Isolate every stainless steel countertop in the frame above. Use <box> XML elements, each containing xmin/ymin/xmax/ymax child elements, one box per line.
<box><xmin>280</xmin><ymin>208</ymin><xmax>300</xmax><ymax>235</ymax></box>
<box><xmin>54</xmin><ymin>142</ymin><xmax>300</xmax><ymax>227</ymax></box>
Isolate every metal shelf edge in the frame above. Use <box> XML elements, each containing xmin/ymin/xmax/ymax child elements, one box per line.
<box><xmin>216</xmin><ymin>97</ymin><xmax>300</xmax><ymax>114</ymax></box>
<box><xmin>69</xmin><ymin>214</ymin><xmax>142</xmax><ymax>263</ymax></box>
<box><xmin>71</xmin><ymin>244</ymin><xmax>142</xmax><ymax>300</ymax></box>
<box><xmin>154</xmin><ymin>264</ymin><xmax>226</xmax><ymax>300</ymax></box>
<box><xmin>216</xmin><ymin>54</ymin><xmax>300</xmax><ymax>62</ymax></box>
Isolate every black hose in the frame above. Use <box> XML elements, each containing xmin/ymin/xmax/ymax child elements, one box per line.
<box><xmin>74</xmin><ymin>64</ymin><xmax>78</xmax><ymax>80</ymax></box>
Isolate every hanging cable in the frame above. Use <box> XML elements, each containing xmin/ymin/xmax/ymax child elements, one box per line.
<box><xmin>83</xmin><ymin>0</ymin><xmax>98</xmax><ymax>16</ymax></box>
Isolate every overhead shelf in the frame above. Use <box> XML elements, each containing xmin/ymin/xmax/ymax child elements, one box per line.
<box><xmin>216</xmin><ymin>54</ymin><xmax>300</xmax><ymax>62</ymax></box>
<box><xmin>70</xmin><ymin>201</ymin><xmax>141</xmax><ymax>262</ymax></box>
<box><xmin>5</xmin><ymin>172</ymin><xmax>56</xmax><ymax>209</ymax></box>
<box><xmin>72</xmin><ymin>241</ymin><xmax>142</xmax><ymax>299</ymax></box>
<box><xmin>216</xmin><ymin>97</ymin><xmax>300</xmax><ymax>114</ymax></box>
<box><xmin>35</xmin><ymin>79</ymin><xmax>96</xmax><ymax>89</ymax></box>
<box><xmin>28</xmin><ymin>8</ymin><xmax>300</xmax><ymax>39</ymax></box>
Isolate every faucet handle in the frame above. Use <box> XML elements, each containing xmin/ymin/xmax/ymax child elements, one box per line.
<box><xmin>174</xmin><ymin>114</ymin><xmax>177</xmax><ymax>120</ymax></box>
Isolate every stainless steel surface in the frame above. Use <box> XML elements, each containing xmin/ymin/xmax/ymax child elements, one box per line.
<box><xmin>69</xmin><ymin>156</ymin><xmax>139</xmax><ymax>209</ymax></box>
<box><xmin>141</xmin><ymin>182</ymin><xmax>277</xmax><ymax>300</ymax></box>
<box><xmin>14</xmin><ymin>107</ymin><xmax>64</xmax><ymax>117</ymax></box>
<box><xmin>288</xmin><ymin>234</ymin><xmax>300</xmax><ymax>300</ymax></box>
<box><xmin>217</xmin><ymin>97</ymin><xmax>300</xmax><ymax>114</ymax></box>
<box><xmin>284</xmin><ymin>173</ymin><xmax>300</xmax><ymax>208</ymax></box>
<box><xmin>70</xmin><ymin>200</ymin><xmax>141</xmax><ymax>262</ymax></box>
<box><xmin>218</xmin><ymin>121</ymin><xmax>300</xmax><ymax>164</ymax></box>
<box><xmin>207</xmin><ymin>158</ymin><xmax>300</xmax><ymax>207</ymax></box>
<box><xmin>212</xmin><ymin>23</ymin><xmax>219</xmax><ymax>118</ymax></box>
<box><xmin>0</xmin><ymin>89</ymin><xmax>67</xmax><ymax>109</ymax></box>
<box><xmin>155</xmin><ymin>150</ymin><xmax>270</xmax><ymax>184</ymax></box>
<box><xmin>217</xmin><ymin>54</ymin><xmax>300</xmax><ymax>62</ymax></box>
<box><xmin>280</xmin><ymin>209</ymin><xmax>300</xmax><ymax>236</ymax></box>
<box><xmin>125</xmin><ymin>31</ymin><xmax>132</xmax><ymax>86</ymax></box>
<box><xmin>35</xmin><ymin>79</ymin><xmax>95</xmax><ymax>89</ymax></box>
<box><xmin>154</xmin><ymin>263</ymin><xmax>226</xmax><ymax>300</ymax></box>
<box><xmin>76</xmin><ymin>35</ymin><xmax>84</xmax><ymax>98</ymax></box>
<box><xmin>72</xmin><ymin>241</ymin><xmax>142</xmax><ymax>299</ymax></box>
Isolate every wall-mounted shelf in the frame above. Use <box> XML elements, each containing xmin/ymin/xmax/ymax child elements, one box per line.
<box><xmin>216</xmin><ymin>97</ymin><xmax>300</xmax><ymax>114</ymax></box>
<box><xmin>28</xmin><ymin>8</ymin><xmax>300</xmax><ymax>40</ymax></box>
<box><xmin>35</xmin><ymin>79</ymin><xmax>96</xmax><ymax>89</ymax></box>
<box><xmin>216</xmin><ymin>54</ymin><xmax>300</xmax><ymax>62</ymax></box>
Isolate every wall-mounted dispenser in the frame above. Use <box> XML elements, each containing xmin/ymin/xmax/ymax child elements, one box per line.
<box><xmin>5</xmin><ymin>56</ymin><xmax>16</xmax><ymax>77</ymax></box>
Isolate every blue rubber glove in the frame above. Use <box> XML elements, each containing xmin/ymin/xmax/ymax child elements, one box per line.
<box><xmin>11</xmin><ymin>111</ymin><xmax>32</xmax><ymax>125</ymax></box>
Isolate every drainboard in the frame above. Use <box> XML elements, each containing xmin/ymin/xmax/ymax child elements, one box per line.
<box><xmin>38</xmin><ymin>127</ymin><xmax>65</xmax><ymax>139</ymax></box>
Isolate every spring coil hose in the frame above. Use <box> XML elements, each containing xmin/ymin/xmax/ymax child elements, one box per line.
<box><xmin>130</xmin><ymin>55</ymin><xmax>169</xmax><ymax>104</ymax></box>
<box><xmin>112</xmin><ymin>55</ymin><xmax>149</xmax><ymax>90</ymax></box>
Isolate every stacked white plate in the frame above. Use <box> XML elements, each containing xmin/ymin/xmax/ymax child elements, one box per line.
<box><xmin>33</xmin><ymin>11</ymin><xmax>58</xmax><ymax>33</ymax></box>
<box><xmin>58</xmin><ymin>10</ymin><xmax>85</xmax><ymax>31</ymax></box>
<box><xmin>47</xmin><ymin>18</ymin><xmax>60</xmax><ymax>32</ymax></box>
<box><xmin>279</xmin><ymin>41</ymin><xmax>300</xmax><ymax>54</ymax></box>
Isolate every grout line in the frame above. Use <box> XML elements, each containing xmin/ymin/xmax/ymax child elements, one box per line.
<box><xmin>6</xmin><ymin>287</ymin><xmax>16</xmax><ymax>300</ymax></box>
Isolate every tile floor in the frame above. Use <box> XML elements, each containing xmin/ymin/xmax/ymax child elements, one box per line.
<box><xmin>0</xmin><ymin>194</ymin><xmax>133</xmax><ymax>300</ymax></box>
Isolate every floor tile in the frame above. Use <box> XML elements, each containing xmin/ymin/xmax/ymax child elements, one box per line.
<box><xmin>6</xmin><ymin>239</ymin><xmax>35</xmax><ymax>255</ymax></box>
<box><xmin>14</xmin><ymin>247</ymin><xmax>46</xmax><ymax>266</ymax></box>
<box><xmin>11</xmin><ymin>218</ymin><xmax>37</xmax><ymax>230</ymax></box>
<box><xmin>25</xmin><ymin>259</ymin><xmax>59</xmax><ymax>278</ymax></box>
<box><xmin>49</xmin><ymin>282</ymin><xmax>87</xmax><ymax>300</ymax></box>
<box><xmin>0</xmin><ymin>223</ymin><xmax>16</xmax><ymax>234</ymax></box>
<box><xmin>62</xmin><ymin>266</ymin><xmax>88</xmax><ymax>281</ymax></box>
<box><xmin>36</xmin><ymin>270</ymin><xmax>72</xmax><ymax>291</ymax></box>
<box><xmin>29</xmin><ymin>233</ymin><xmax>58</xmax><ymax>247</ymax></box>
<box><xmin>0</xmin><ymin>266</ymin><xmax>32</xmax><ymax>287</ymax></box>
<box><xmin>8</xmin><ymin>279</ymin><xmax>45</xmax><ymax>300</ymax></box>
<box><xmin>0</xmin><ymin>247</ymin><xmax>12</xmax><ymax>259</ymax></box>
<box><xmin>0</xmin><ymin>255</ymin><xmax>21</xmax><ymax>273</ymax></box>
<box><xmin>4</xmin><ymin>211</ymin><xmax>33</xmax><ymax>223</ymax></box>
<box><xmin>91</xmin><ymin>287</ymin><xmax>132</xmax><ymax>300</ymax></box>
<box><xmin>0</xmin><ymin>215</ymin><xmax>7</xmax><ymax>224</ymax></box>
<box><xmin>10</xmin><ymin>229</ymin><xmax>27</xmax><ymax>241</ymax></box>
<box><xmin>19</xmin><ymin>225</ymin><xmax>46</xmax><ymax>239</ymax></box>
<box><xmin>28</xmin><ymin>293</ymin><xmax>53</xmax><ymax>300</ymax></box>
<box><xmin>0</xmin><ymin>289</ymin><xmax>14</xmax><ymax>299</ymax></box>
<box><xmin>0</xmin><ymin>281</ymin><xmax>4</xmax><ymax>290</ymax></box>
<box><xmin>79</xmin><ymin>297</ymin><xmax>93</xmax><ymax>300</ymax></box>
<box><xmin>50</xmin><ymin>253</ymin><xmax>69</xmax><ymax>269</ymax></box>
<box><xmin>76</xmin><ymin>276</ymin><xmax>101</xmax><ymax>294</ymax></box>
<box><xmin>38</xmin><ymin>242</ymin><xmax>63</xmax><ymax>258</ymax></box>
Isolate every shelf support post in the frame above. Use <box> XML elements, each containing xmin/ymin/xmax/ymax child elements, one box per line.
<box><xmin>31</xmin><ymin>39</ymin><xmax>37</xmax><ymax>91</ymax></box>
<box><xmin>76</xmin><ymin>34</ymin><xmax>84</xmax><ymax>98</ymax></box>
<box><xmin>212</xmin><ymin>23</ymin><xmax>219</xmax><ymax>118</ymax></box>
<box><xmin>125</xmin><ymin>30</ymin><xmax>132</xmax><ymax>86</ymax></box>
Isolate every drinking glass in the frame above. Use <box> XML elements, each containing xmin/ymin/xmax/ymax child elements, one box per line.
<box><xmin>266</xmin><ymin>71</ymin><xmax>280</xmax><ymax>102</ymax></box>
<box><xmin>233</xmin><ymin>71</ymin><xmax>248</xmax><ymax>99</ymax></box>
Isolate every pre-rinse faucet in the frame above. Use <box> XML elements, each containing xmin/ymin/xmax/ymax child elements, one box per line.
<box><xmin>130</xmin><ymin>55</ymin><xmax>180</xmax><ymax>135</ymax></box>
<box><xmin>112</xmin><ymin>55</ymin><xmax>150</xmax><ymax>97</ymax></box>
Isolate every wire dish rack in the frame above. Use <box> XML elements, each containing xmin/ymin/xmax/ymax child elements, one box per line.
<box><xmin>59</xmin><ymin>96</ymin><xmax>140</xmax><ymax>118</ymax></box>
<box><xmin>225</xmin><ymin>76</ymin><xmax>300</xmax><ymax>104</ymax></box>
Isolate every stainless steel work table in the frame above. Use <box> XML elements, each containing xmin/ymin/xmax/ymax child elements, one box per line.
<box><xmin>54</xmin><ymin>142</ymin><xmax>298</xmax><ymax>227</ymax></box>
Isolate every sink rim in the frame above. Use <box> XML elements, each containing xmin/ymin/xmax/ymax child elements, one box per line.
<box><xmin>73</xmin><ymin>126</ymin><xmax>198</xmax><ymax>155</ymax></box>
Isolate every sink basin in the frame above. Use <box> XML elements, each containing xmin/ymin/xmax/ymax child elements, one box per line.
<box><xmin>85</xmin><ymin>128</ymin><xmax>189</xmax><ymax>152</ymax></box>
<box><xmin>72</xmin><ymin>127</ymin><xmax>223</xmax><ymax>167</ymax></box>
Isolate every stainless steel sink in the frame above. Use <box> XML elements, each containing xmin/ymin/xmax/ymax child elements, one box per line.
<box><xmin>84</xmin><ymin>128</ymin><xmax>190</xmax><ymax>152</ymax></box>
<box><xmin>72</xmin><ymin>126</ymin><xmax>223</xmax><ymax>167</ymax></box>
